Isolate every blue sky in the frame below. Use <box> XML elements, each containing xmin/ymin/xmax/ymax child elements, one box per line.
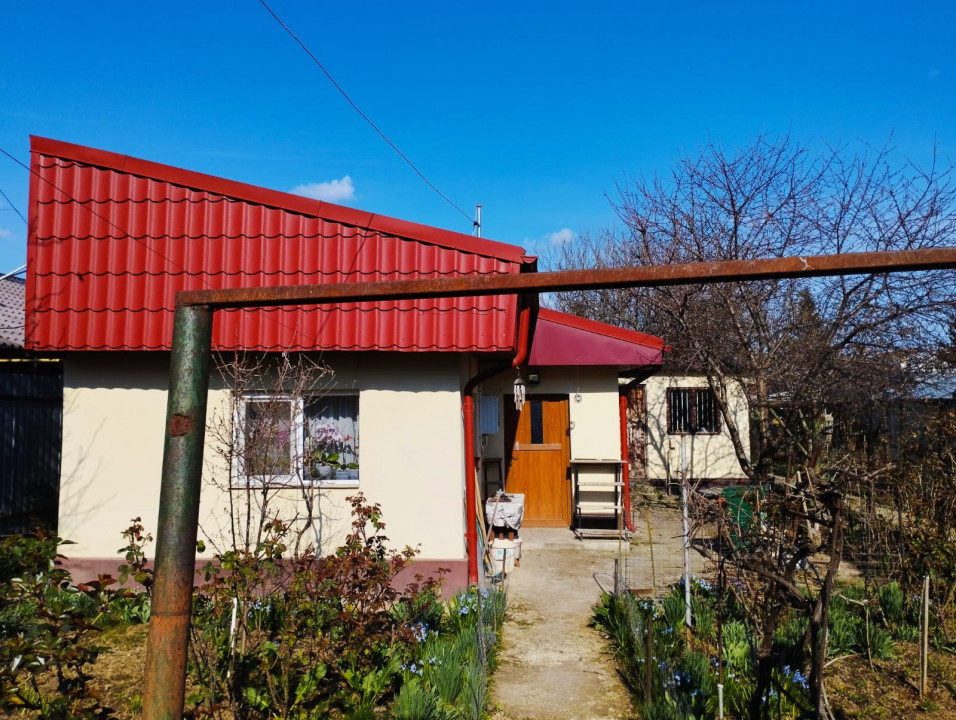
<box><xmin>1</xmin><ymin>1</ymin><xmax>954</xmax><ymax>274</ymax></box>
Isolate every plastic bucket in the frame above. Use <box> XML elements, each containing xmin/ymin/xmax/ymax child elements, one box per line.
<box><xmin>490</xmin><ymin>539</ymin><xmax>517</xmax><ymax>574</ymax></box>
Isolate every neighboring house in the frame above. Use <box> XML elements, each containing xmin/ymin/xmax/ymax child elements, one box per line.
<box><xmin>24</xmin><ymin>137</ymin><xmax>665</xmax><ymax>588</ymax></box>
<box><xmin>636</xmin><ymin>375</ymin><xmax>751</xmax><ymax>488</ymax></box>
<box><xmin>0</xmin><ymin>274</ymin><xmax>63</xmax><ymax>534</ymax></box>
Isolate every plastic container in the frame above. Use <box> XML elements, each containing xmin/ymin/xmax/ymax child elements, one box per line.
<box><xmin>490</xmin><ymin>539</ymin><xmax>517</xmax><ymax>574</ymax></box>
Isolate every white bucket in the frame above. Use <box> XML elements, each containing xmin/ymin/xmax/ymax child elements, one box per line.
<box><xmin>490</xmin><ymin>539</ymin><xmax>517</xmax><ymax>574</ymax></box>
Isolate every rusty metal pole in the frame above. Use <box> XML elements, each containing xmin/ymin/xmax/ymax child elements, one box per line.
<box><xmin>143</xmin><ymin>303</ymin><xmax>213</xmax><ymax>720</ymax></box>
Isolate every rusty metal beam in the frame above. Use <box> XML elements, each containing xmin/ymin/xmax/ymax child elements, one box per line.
<box><xmin>176</xmin><ymin>247</ymin><xmax>956</xmax><ymax>309</ymax></box>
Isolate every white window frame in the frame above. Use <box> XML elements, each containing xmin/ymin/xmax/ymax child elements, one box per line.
<box><xmin>234</xmin><ymin>392</ymin><xmax>360</xmax><ymax>488</ymax></box>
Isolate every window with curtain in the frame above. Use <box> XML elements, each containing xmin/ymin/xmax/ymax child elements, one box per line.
<box><xmin>304</xmin><ymin>394</ymin><xmax>359</xmax><ymax>481</ymax></box>
<box><xmin>237</xmin><ymin>393</ymin><xmax>359</xmax><ymax>485</ymax></box>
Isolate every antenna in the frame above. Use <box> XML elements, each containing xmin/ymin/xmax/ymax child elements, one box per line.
<box><xmin>474</xmin><ymin>204</ymin><xmax>482</xmax><ymax>237</ymax></box>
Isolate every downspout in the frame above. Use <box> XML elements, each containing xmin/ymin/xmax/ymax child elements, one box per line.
<box><xmin>619</xmin><ymin>392</ymin><xmax>638</xmax><ymax>533</ymax></box>
<box><xmin>461</xmin><ymin>300</ymin><xmax>533</xmax><ymax>585</ymax></box>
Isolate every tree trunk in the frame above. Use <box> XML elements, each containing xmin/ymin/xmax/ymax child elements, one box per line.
<box><xmin>809</xmin><ymin>493</ymin><xmax>844</xmax><ymax>720</ymax></box>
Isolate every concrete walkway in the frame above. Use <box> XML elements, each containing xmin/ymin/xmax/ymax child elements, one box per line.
<box><xmin>488</xmin><ymin>528</ymin><xmax>634</xmax><ymax>720</ymax></box>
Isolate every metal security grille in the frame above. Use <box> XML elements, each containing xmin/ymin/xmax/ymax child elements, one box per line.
<box><xmin>668</xmin><ymin>389</ymin><xmax>692</xmax><ymax>433</ymax></box>
<box><xmin>0</xmin><ymin>361</ymin><xmax>63</xmax><ymax>535</ymax></box>
<box><xmin>695</xmin><ymin>388</ymin><xmax>719</xmax><ymax>433</ymax></box>
<box><xmin>667</xmin><ymin>388</ymin><xmax>719</xmax><ymax>434</ymax></box>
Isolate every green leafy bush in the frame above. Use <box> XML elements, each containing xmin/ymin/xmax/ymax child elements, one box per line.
<box><xmin>185</xmin><ymin>494</ymin><xmax>504</xmax><ymax>720</ymax></box>
<box><xmin>0</xmin><ymin>531</ymin><xmax>111</xmax><ymax>718</ymax></box>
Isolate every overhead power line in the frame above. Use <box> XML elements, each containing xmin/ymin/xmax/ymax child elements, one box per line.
<box><xmin>0</xmin><ymin>182</ymin><xmax>27</xmax><ymax>225</ymax></box>
<box><xmin>256</xmin><ymin>0</ymin><xmax>473</xmax><ymax>225</ymax></box>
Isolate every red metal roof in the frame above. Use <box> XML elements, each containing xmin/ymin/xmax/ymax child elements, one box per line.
<box><xmin>26</xmin><ymin>137</ymin><xmax>531</xmax><ymax>353</ymax></box>
<box><xmin>527</xmin><ymin>308</ymin><xmax>664</xmax><ymax>369</ymax></box>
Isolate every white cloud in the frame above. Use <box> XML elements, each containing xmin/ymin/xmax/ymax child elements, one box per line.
<box><xmin>547</xmin><ymin>228</ymin><xmax>577</xmax><ymax>246</ymax></box>
<box><xmin>928</xmin><ymin>69</ymin><xmax>941</xmax><ymax>79</ymax></box>
<box><xmin>0</xmin><ymin>228</ymin><xmax>11</xmax><ymax>239</ymax></box>
<box><xmin>290</xmin><ymin>176</ymin><xmax>356</xmax><ymax>203</ymax></box>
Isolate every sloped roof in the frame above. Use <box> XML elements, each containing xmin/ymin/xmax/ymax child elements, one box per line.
<box><xmin>0</xmin><ymin>276</ymin><xmax>25</xmax><ymax>348</ymax></box>
<box><xmin>26</xmin><ymin>137</ymin><xmax>532</xmax><ymax>353</ymax></box>
<box><xmin>528</xmin><ymin>308</ymin><xmax>665</xmax><ymax>370</ymax></box>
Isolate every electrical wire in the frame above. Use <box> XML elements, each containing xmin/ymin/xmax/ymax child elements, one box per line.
<box><xmin>0</xmin><ymin>184</ymin><xmax>27</xmax><ymax>225</ymax></box>
<box><xmin>256</xmin><ymin>0</ymin><xmax>473</xmax><ymax>225</ymax></box>
<box><xmin>1</xmin><ymin>146</ymin><xmax>193</xmax><ymax>278</ymax></box>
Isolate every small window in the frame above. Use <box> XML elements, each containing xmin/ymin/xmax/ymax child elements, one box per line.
<box><xmin>237</xmin><ymin>393</ymin><xmax>359</xmax><ymax>485</ymax></box>
<box><xmin>241</xmin><ymin>396</ymin><xmax>295</xmax><ymax>478</ymax></box>
<box><xmin>529</xmin><ymin>400</ymin><xmax>544</xmax><ymax>444</ymax></box>
<box><xmin>304</xmin><ymin>395</ymin><xmax>359</xmax><ymax>481</ymax></box>
<box><xmin>667</xmin><ymin>388</ymin><xmax>720</xmax><ymax>435</ymax></box>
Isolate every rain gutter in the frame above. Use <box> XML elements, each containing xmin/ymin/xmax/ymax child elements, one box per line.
<box><xmin>619</xmin><ymin>392</ymin><xmax>638</xmax><ymax>534</ymax></box>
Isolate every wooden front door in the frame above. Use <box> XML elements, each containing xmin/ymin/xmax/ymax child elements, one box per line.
<box><xmin>504</xmin><ymin>396</ymin><xmax>571</xmax><ymax>527</ymax></box>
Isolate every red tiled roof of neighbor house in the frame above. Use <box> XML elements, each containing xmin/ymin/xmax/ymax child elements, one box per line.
<box><xmin>26</xmin><ymin>137</ymin><xmax>532</xmax><ymax>353</ymax></box>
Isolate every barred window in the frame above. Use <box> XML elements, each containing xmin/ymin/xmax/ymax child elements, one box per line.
<box><xmin>667</xmin><ymin>388</ymin><xmax>720</xmax><ymax>434</ymax></box>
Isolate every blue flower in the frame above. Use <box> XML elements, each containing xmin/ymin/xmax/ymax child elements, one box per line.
<box><xmin>411</xmin><ymin>622</ymin><xmax>428</xmax><ymax>643</ymax></box>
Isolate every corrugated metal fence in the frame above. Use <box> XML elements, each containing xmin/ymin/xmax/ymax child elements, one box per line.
<box><xmin>0</xmin><ymin>361</ymin><xmax>62</xmax><ymax>535</ymax></box>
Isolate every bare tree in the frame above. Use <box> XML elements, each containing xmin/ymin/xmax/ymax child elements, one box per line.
<box><xmin>553</xmin><ymin>135</ymin><xmax>956</xmax><ymax>479</ymax></box>
<box><xmin>554</xmin><ymin>136</ymin><xmax>956</xmax><ymax>719</ymax></box>
<box><xmin>203</xmin><ymin>351</ymin><xmax>336</xmax><ymax>559</ymax></box>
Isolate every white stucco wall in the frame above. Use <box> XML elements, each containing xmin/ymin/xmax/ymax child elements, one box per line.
<box><xmin>479</xmin><ymin>365</ymin><xmax>621</xmax><ymax>467</ymax></box>
<box><xmin>643</xmin><ymin>375</ymin><xmax>750</xmax><ymax>483</ymax></box>
<box><xmin>59</xmin><ymin>352</ymin><xmax>466</xmax><ymax>561</ymax></box>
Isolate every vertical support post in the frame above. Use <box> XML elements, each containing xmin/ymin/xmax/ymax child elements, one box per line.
<box><xmin>680</xmin><ymin>437</ymin><xmax>692</xmax><ymax>635</ymax></box>
<box><xmin>920</xmin><ymin>575</ymin><xmax>930</xmax><ymax>698</ymax></box>
<box><xmin>142</xmin><ymin>303</ymin><xmax>214</xmax><ymax>720</ymax></box>
<box><xmin>462</xmin><ymin>395</ymin><xmax>479</xmax><ymax>585</ymax></box>
<box><xmin>644</xmin><ymin>611</ymin><xmax>654</xmax><ymax>702</ymax></box>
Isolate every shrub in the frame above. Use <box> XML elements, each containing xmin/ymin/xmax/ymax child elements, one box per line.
<box><xmin>185</xmin><ymin>494</ymin><xmax>473</xmax><ymax>720</ymax></box>
<box><xmin>0</xmin><ymin>531</ymin><xmax>112</xmax><ymax>718</ymax></box>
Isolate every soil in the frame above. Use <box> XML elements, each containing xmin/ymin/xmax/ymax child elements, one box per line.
<box><xmin>83</xmin><ymin>623</ymin><xmax>148</xmax><ymax>718</ymax></box>
<box><xmin>826</xmin><ymin>645</ymin><xmax>956</xmax><ymax>719</ymax></box>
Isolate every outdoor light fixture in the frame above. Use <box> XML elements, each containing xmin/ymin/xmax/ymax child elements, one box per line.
<box><xmin>527</xmin><ymin>372</ymin><xmax>540</xmax><ymax>387</ymax></box>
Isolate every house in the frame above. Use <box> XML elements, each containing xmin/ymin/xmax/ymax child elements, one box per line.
<box><xmin>24</xmin><ymin>137</ymin><xmax>665</xmax><ymax>589</ymax></box>
<box><xmin>631</xmin><ymin>374</ymin><xmax>751</xmax><ymax>488</ymax></box>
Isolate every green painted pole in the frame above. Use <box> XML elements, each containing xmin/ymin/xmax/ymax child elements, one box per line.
<box><xmin>142</xmin><ymin>303</ymin><xmax>213</xmax><ymax>720</ymax></box>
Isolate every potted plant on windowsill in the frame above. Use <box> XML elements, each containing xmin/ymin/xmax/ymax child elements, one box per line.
<box><xmin>307</xmin><ymin>423</ymin><xmax>358</xmax><ymax>481</ymax></box>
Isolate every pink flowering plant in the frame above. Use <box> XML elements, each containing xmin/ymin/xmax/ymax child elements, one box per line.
<box><xmin>308</xmin><ymin>422</ymin><xmax>358</xmax><ymax>474</ymax></box>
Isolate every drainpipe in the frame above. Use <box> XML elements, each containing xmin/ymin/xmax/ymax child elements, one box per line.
<box><xmin>619</xmin><ymin>392</ymin><xmax>638</xmax><ymax>533</ymax></box>
<box><xmin>510</xmin><ymin>302</ymin><xmax>532</xmax><ymax>370</ymax></box>
<box><xmin>461</xmin><ymin>300</ymin><xmax>533</xmax><ymax>585</ymax></box>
